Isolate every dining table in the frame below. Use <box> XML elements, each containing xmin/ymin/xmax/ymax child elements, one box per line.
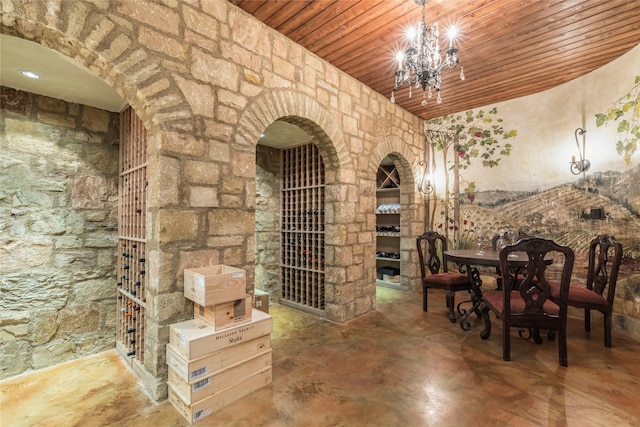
<box><xmin>443</xmin><ymin>248</ymin><xmax>552</xmax><ymax>331</ymax></box>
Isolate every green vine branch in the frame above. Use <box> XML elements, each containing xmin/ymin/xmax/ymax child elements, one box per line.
<box><xmin>595</xmin><ymin>75</ymin><xmax>640</xmax><ymax>165</ymax></box>
<box><xmin>425</xmin><ymin>107</ymin><xmax>517</xmax><ymax>195</ymax></box>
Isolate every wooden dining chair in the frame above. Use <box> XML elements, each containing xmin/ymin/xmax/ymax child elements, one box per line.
<box><xmin>549</xmin><ymin>234</ymin><xmax>622</xmax><ymax>348</ymax></box>
<box><xmin>492</xmin><ymin>230</ymin><xmax>529</xmax><ymax>289</ymax></box>
<box><xmin>417</xmin><ymin>231</ymin><xmax>473</xmax><ymax>323</ymax></box>
<box><xmin>479</xmin><ymin>237</ymin><xmax>575</xmax><ymax>366</ymax></box>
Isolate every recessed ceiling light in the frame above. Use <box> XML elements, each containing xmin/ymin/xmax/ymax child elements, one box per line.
<box><xmin>20</xmin><ymin>70</ymin><xmax>41</xmax><ymax>79</ymax></box>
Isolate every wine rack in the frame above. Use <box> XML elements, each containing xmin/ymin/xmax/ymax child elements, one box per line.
<box><xmin>116</xmin><ymin>106</ymin><xmax>147</xmax><ymax>362</ymax></box>
<box><xmin>280</xmin><ymin>143</ymin><xmax>325</xmax><ymax>311</ymax></box>
<box><xmin>376</xmin><ymin>161</ymin><xmax>402</xmax><ymax>288</ymax></box>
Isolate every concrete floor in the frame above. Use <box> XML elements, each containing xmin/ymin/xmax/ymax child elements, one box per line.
<box><xmin>2</xmin><ymin>287</ymin><xmax>640</xmax><ymax>426</ymax></box>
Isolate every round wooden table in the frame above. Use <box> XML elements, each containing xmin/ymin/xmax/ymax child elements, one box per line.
<box><xmin>443</xmin><ymin>249</ymin><xmax>551</xmax><ymax>330</ymax></box>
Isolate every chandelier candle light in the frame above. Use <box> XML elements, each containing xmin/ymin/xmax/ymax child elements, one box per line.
<box><xmin>391</xmin><ymin>0</ymin><xmax>464</xmax><ymax>106</ymax></box>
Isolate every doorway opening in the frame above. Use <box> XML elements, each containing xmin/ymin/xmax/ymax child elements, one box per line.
<box><xmin>375</xmin><ymin>156</ymin><xmax>406</xmax><ymax>290</ymax></box>
<box><xmin>255</xmin><ymin>118</ymin><xmax>328</xmax><ymax>317</ymax></box>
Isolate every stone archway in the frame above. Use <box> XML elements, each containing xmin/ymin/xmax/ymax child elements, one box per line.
<box><xmin>237</xmin><ymin>90</ymin><xmax>367</xmax><ymax>322</ymax></box>
<box><xmin>1</xmin><ymin>7</ymin><xmax>199</xmax><ymax>400</ymax></box>
<box><xmin>367</xmin><ymin>135</ymin><xmax>424</xmax><ymax>292</ymax></box>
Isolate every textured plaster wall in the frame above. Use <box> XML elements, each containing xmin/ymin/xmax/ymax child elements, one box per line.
<box><xmin>431</xmin><ymin>44</ymin><xmax>640</xmax><ymax>341</ymax></box>
<box><xmin>460</xmin><ymin>44</ymin><xmax>640</xmax><ymax>191</ymax></box>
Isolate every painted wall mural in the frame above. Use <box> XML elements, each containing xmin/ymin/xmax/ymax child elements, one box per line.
<box><xmin>425</xmin><ymin>45</ymin><xmax>640</xmax><ymax>339</ymax></box>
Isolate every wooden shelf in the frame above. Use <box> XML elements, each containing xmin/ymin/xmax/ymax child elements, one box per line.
<box><xmin>377</xmin><ymin>163</ymin><xmax>400</xmax><ymax>190</ymax></box>
<box><xmin>280</xmin><ymin>143</ymin><xmax>325</xmax><ymax>311</ymax></box>
<box><xmin>376</xmin><ymin>162</ymin><xmax>401</xmax><ymax>287</ymax></box>
<box><xmin>116</xmin><ymin>106</ymin><xmax>147</xmax><ymax>363</ymax></box>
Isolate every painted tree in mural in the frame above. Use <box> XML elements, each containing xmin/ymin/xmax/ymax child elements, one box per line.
<box><xmin>596</xmin><ymin>75</ymin><xmax>640</xmax><ymax>165</ymax></box>
<box><xmin>424</xmin><ymin>107</ymin><xmax>517</xmax><ymax>244</ymax></box>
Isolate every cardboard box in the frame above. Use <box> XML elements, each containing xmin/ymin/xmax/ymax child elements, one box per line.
<box><xmin>168</xmin><ymin>367</ymin><xmax>272</xmax><ymax>424</ymax></box>
<box><xmin>382</xmin><ymin>274</ymin><xmax>400</xmax><ymax>283</ymax></box>
<box><xmin>166</xmin><ymin>334</ymin><xmax>271</xmax><ymax>383</ymax></box>
<box><xmin>184</xmin><ymin>265</ymin><xmax>246</xmax><ymax>306</ymax></box>
<box><xmin>253</xmin><ymin>289</ymin><xmax>269</xmax><ymax>313</ymax></box>
<box><xmin>194</xmin><ymin>294</ymin><xmax>252</xmax><ymax>330</ymax></box>
<box><xmin>168</xmin><ymin>349</ymin><xmax>272</xmax><ymax>405</ymax></box>
<box><xmin>170</xmin><ymin>309</ymin><xmax>272</xmax><ymax>360</ymax></box>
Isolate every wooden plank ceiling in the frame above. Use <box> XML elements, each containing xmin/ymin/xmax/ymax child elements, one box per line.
<box><xmin>230</xmin><ymin>0</ymin><xmax>640</xmax><ymax>120</ymax></box>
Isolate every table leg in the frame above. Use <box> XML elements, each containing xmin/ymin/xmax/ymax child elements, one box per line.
<box><xmin>458</xmin><ymin>264</ymin><xmax>483</xmax><ymax>331</ymax></box>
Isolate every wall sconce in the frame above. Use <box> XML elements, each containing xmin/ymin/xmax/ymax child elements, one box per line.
<box><xmin>570</xmin><ymin>127</ymin><xmax>591</xmax><ymax>175</ymax></box>
<box><xmin>418</xmin><ymin>160</ymin><xmax>433</xmax><ymax>194</ymax></box>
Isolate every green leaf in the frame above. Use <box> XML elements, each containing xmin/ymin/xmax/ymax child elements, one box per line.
<box><xmin>595</xmin><ymin>113</ymin><xmax>607</xmax><ymax>127</ymax></box>
<box><xmin>617</xmin><ymin>120</ymin><xmax>629</xmax><ymax>133</ymax></box>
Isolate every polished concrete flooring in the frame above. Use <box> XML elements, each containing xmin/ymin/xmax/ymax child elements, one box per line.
<box><xmin>2</xmin><ymin>287</ymin><xmax>640</xmax><ymax>426</ymax></box>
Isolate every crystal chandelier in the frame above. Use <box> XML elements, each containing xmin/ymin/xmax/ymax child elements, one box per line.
<box><xmin>390</xmin><ymin>0</ymin><xmax>464</xmax><ymax>106</ymax></box>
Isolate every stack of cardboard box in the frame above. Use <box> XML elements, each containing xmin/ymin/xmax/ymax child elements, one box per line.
<box><xmin>167</xmin><ymin>265</ymin><xmax>272</xmax><ymax>424</ymax></box>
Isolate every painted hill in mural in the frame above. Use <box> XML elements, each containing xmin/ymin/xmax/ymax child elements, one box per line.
<box><xmin>461</xmin><ymin>170</ymin><xmax>640</xmax><ymax>259</ymax></box>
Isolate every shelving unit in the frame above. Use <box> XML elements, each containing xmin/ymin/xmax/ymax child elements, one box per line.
<box><xmin>280</xmin><ymin>143</ymin><xmax>325</xmax><ymax>314</ymax></box>
<box><xmin>116</xmin><ymin>106</ymin><xmax>147</xmax><ymax>362</ymax></box>
<box><xmin>376</xmin><ymin>162</ymin><xmax>402</xmax><ymax>289</ymax></box>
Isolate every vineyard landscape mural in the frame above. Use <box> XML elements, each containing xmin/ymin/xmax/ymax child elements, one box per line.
<box><xmin>424</xmin><ymin>44</ymin><xmax>640</xmax><ymax>341</ymax></box>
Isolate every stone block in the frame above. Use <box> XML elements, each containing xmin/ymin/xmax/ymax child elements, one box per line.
<box><xmin>207</xmin><ymin>209</ymin><xmax>253</xmax><ymax>237</ymax></box>
<box><xmin>204</xmin><ymin>123</ymin><xmax>233</xmax><ymax>144</ymax></box>
<box><xmin>37</xmin><ymin>112</ymin><xmax>75</xmax><ymax>128</ymax></box>
<box><xmin>36</xmin><ymin>96</ymin><xmax>67</xmax><ymax>113</ymax></box>
<box><xmin>0</xmin><ymin>340</ymin><xmax>30</xmax><ymax>379</ymax></box>
<box><xmin>101</xmin><ymin>33</ymin><xmax>132</xmax><ymax>62</ymax></box>
<box><xmin>84</xmin><ymin>230</ymin><xmax>117</xmax><ymax>248</ymax></box>
<box><xmin>57</xmin><ymin>302</ymin><xmax>101</xmax><ymax>335</ymax></box>
<box><xmin>158</xmin><ymin>209</ymin><xmax>198</xmax><ymax>243</ymax></box>
<box><xmin>159</xmin><ymin>132</ymin><xmax>204</xmax><ymax>156</ymax></box>
<box><xmin>82</xmin><ymin>107</ymin><xmax>110</xmax><ymax>132</ymax></box>
<box><xmin>174</xmin><ymin>75</ymin><xmax>215</xmax><ymax>117</ymax></box>
<box><xmin>138</xmin><ymin>26</ymin><xmax>185</xmax><ymax>59</ymax></box>
<box><xmin>231</xmin><ymin>151</ymin><xmax>256</xmax><ymax>178</ymax></box>
<box><xmin>116</xmin><ymin>0</ymin><xmax>179</xmax><ymax>35</ymax></box>
<box><xmin>206</xmin><ymin>236</ymin><xmax>244</xmax><ymax>247</ymax></box>
<box><xmin>220</xmin><ymin>194</ymin><xmax>242</xmax><ymax>208</ymax></box>
<box><xmin>184</xmin><ymin>160</ymin><xmax>220</xmax><ymax>184</ymax></box>
<box><xmin>192</xmin><ymin>48</ymin><xmax>238</xmax><ymax>90</ymax></box>
<box><xmin>201</xmin><ymin>0</ymin><xmax>228</xmax><ymax>21</ymax></box>
<box><xmin>183</xmin><ymin>3</ymin><xmax>219</xmax><ymax>37</ymax></box>
<box><xmin>72</xmin><ymin>175</ymin><xmax>108</xmax><ymax>209</ymax></box>
<box><xmin>188</xmin><ymin>186</ymin><xmax>219</xmax><ymax>208</ymax></box>
<box><xmin>221</xmin><ymin>176</ymin><xmax>243</xmax><ymax>193</ymax></box>
<box><xmin>32</xmin><ymin>339</ymin><xmax>76</xmax><ymax>370</ymax></box>
<box><xmin>72</xmin><ymin>279</ymin><xmax>116</xmax><ymax>302</ymax></box>
<box><xmin>153</xmin><ymin>292</ymin><xmax>189</xmax><ymax>323</ymax></box>
<box><xmin>31</xmin><ymin>309</ymin><xmax>58</xmax><ymax>345</ymax></box>
<box><xmin>2</xmin><ymin>272</ymin><xmax>68</xmax><ymax>310</ymax></box>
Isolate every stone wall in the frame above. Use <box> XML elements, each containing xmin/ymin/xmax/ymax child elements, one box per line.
<box><xmin>1</xmin><ymin>0</ymin><xmax>426</xmax><ymax>399</ymax></box>
<box><xmin>255</xmin><ymin>144</ymin><xmax>281</xmax><ymax>304</ymax></box>
<box><xmin>3</xmin><ymin>0</ymin><xmax>639</xmax><ymax>401</ymax></box>
<box><xmin>0</xmin><ymin>87</ymin><xmax>119</xmax><ymax>379</ymax></box>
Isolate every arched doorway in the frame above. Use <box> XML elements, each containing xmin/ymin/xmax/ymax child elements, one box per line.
<box><xmin>255</xmin><ymin>118</ymin><xmax>331</xmax><ymax>317</ymax></box>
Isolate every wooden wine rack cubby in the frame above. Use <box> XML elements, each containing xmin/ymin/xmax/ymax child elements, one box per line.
<box><xmin>280</xmin><ymin>143</ymin><xmax>325</xmax><ymax>312</ymax></box>
<box><xmin>116</xmin><ymin>106</ymin><xmax>147</xmax><ymax>362</ymax></box>
<box><xmin>376</xmin><ymin>162</ymin><xmax>403</xmax><ymax>289</ymax></box>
